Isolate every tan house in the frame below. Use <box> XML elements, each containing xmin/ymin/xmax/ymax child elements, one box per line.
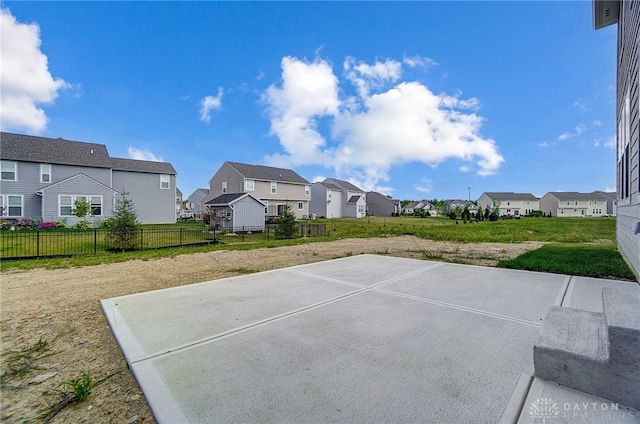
<box><xmin>539</xmin><ymin>192</ymin><xmax>612</xmax><ymax>217</ymax></box>
<box><xmin>202</xmin><ymin>162</ymin><xmax>311</xmax><ymax>219</ymax></box>
<box><xmin>477</xmin><ymin>192</ymin><xmax>539</xmax><ymax>217</ymax></box>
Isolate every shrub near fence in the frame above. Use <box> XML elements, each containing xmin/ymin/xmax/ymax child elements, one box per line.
<box><xmin>0</xmin><ymin>223</ymin><xmax>327</xmax><ymax>260</ymax></box>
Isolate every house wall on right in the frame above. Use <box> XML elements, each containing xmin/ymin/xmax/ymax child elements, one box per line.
<box><xmin>596</xmin><ymin>0</ymin><xmax>640</xmax><ymax>279</ymax></box>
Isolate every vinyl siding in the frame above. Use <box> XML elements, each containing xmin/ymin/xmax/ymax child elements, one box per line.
<box><xmin>231</xmin><ymin>196</ymin><xmax>265</xmax><ymax>229</ymax></box>
<box><xmin>40</xmin><ymin>176</ymin><xmax>116</xmax><ymax>225</ymax></box>
<box><xmin>616</xmin><ymin>0</ymin><xmax>640</xmax><ymax>279</ymax></box>
<box><xmin>112</xmin><ymin>171</ymin><xmax>176</xmax><ymax>223</ymax></box>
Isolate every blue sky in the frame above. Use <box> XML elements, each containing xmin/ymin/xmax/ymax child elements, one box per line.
<box><xmin>1</xmin><ymin>1</ymin><xmax>617</xmax><ymax>202</ymax></box>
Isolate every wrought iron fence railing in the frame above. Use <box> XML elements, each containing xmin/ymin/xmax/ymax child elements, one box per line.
<box><xmin>0</xmin><ymin>224</ymin><xmax>326</xmax><ymax>260</ymax></box>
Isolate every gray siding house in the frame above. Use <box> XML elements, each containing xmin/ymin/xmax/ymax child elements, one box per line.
<box><xmin>311</xmin><ymin>178</ymin><xmax>367</xmax><ymax>218</ymax></box>
<box><xmin>204</xmin><ymin>193</ymin><xmax>266</xmax><ymax>231</ymax></box>
<box><xmin>310</xmin><ymin>182</ymin><xmax>343</xmax><ymax>218</ymax></box>
<box><xmin>594</xmin><ymin>0</ymin><xmax>640</xmax><ymax>279</ymax></box>
<box><xmin>187</xmin><ymin>188</ymin><xmax>209</xmax><ymax>218</ymax></box>
<box><xmin>202</xmin><ymin>162</ymin><xmax>311</xmax><ymax>220</ymax></box>
<box><xmin>0</xmin><ymin>133</ymin><xmax>177</xmax><ymax>225</ymax></box>
<box><xmin>366</xmin><ymin>192</ymin><xmax>400</xmax><ymax>216</ymax></box>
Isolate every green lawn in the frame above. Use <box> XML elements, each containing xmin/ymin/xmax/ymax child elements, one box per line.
<box><xmin>1</xmin><ymin>216</ymin><xmax>636</xmax><ymax>282</ymax></box>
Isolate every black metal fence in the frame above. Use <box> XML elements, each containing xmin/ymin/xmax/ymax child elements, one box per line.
<box><xmin>0</xmin><ymin>223</ymin><xmax>326</xmax><ymax>260</ymax></box>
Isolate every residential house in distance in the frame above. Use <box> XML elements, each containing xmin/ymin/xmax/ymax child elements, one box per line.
<box><xmin>365</xmin><ymin>192</ymin><xmax>400</xmax><ymax>216</ymax></box>
<box><xmin>176</xmin><ymin>188</ymin><xmax>183</xmax><ymax>213</ymax></box>
<box><xmin>477</xmin><ymin>192</ymin><xmax>539</xmax><ymax>217</ymax></box>
<box><xmin>0</xmin><ymin>132</ymin><xmax>177</xmax><ymax>225</ymax></box>
<box><xmin>187</xmin><ymin>188</ymin><xmax>209</xmax><ymax>218</ymax></box>
<box><xmin>444</xmin><ymin>200</ymin><xmax>478</xmax><ymax>216</ymax></box>
<box><xmin>310</xmin><ymin>178</ymin><xmax>366</xmax><ymax>218</ymax></box>
<box><xmin>202</xmin><ymin>161</ymin><xmax>310</xmax><ymax>219</ymax></box>
<box><xmin>597</xmin><ymin>192</ymin><xmax>618</xmax><ymax>216</ymax></box>
<box><xmin>540</xmin><ymin>192</ymin><xmax>615</xmax><ymax>217</ymax></box>
<box><xmin>402</xmin><ymin>200</ymin><xmax>438</xmax><ymax>216</ymax></box>
<box><xmin>203</xmin><ymin>193</ymin><xmax>266</xmax><ymax>231</ymax></box>
<box><xmin>594</xmin><ymin>0</ymin><xmax>639</xmax><ymax>279</ymax></box>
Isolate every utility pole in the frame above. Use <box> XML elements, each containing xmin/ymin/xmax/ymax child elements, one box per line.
<box><xmin>468</xmin><ymin>187</ymin><xmax>471</xmax><ymax>201</ymax></box>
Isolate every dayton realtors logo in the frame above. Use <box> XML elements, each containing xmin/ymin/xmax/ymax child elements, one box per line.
<box><xmin>529</xmin><ymin>397</ymin><xmax>636</xmax><ymax>422</ymax></box>
<box><xmin>529</xmin><ymin>397</ymin><xmax>560</xmax><ymax>423</ymax></box>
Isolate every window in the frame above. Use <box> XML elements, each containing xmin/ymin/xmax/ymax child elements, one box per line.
<box><xmin>297</xmin><ymin>202</ymin><xmax>303</xmax><ymax>210</ymax></box>
<box><xmin>90</xmin><ymin>196</ymin><xmax>102</xmax><ymax>216</ymax></box>
<box><xmin>566</xmin><ymin>201</ymin><xmax>570</xmax><ymax>205</ymax></box>
<box><xmin>222</xmin><ymin>181</ymin><xmax>227</xmax><ymax>194</ymax></box>
<box><xmin>160</xmin><ymin>175</ymin><xmax>170</xmax><ymax>189</ymax></box>
<box><xmin>59</xmin><ymin>196</ymin><xmax>73</xmax><ymax>216</ymax></box>
<box><xmin>305</xmin><ymin>185</ymin><xmax>310</xmax><ymax>196</ymax></box>
<box><xmin>40</xmin><ymin>164</ymin><xmax>51</xmax><ymax>183</ymax></box>
<box><xmin>245</xmin><ymin>179</ymin><xmax>255</xmax><ymax>191</ymax></box>
<box><xmin>575</xmin><ymin>201</ymin><xmax>578</xmax><ymax>206</ymax></box>
<box><xmin>271</xmin><ymin>182</ymin><xmax>277</xmax><ymax>194</ymax></box>
<box><xmin>0</xmin><ymin>196</ymin><xmax>3</xmax><ymax>216</ymax></box>
<box><xmin>264</xmin><ymin>200</ymin><xmax>268</xmax><ymax>214</ymax></box>
<box><xmin>560</xmin><ymin>209</ymin><xmax>564</xmax><ymax>214</ymax></box>
<box><xmin>1</xmin><ymin>162</ymin><xmax>16</xmax><ymax>181</ymax></box>
<box><xmin>6</xmin><ymin>195</ymin><xmax>22</xmax><ymax>216</ymax></box>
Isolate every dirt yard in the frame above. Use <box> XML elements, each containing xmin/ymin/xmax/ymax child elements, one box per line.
<box><xmin>0</xmin><ymin>235</ymin><xmax>542</xmax><ymax>423</ymax></box>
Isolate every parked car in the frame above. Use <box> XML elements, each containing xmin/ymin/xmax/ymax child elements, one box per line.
<box><xmin>178</xmin><ymin>210</ymin><xmax>195</xmax><ymax>220</ymax></box>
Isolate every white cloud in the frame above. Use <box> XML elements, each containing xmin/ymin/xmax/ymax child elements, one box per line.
<box><xmin>0</xmin><ymin>8</ymin><xmax>69</xmax><ymax>134</ymax></box>
<box><xmin>262</xmin><ymin>55</ymin><xmax>504</xmax><ymax>191</ymax></box>
<box><xmin>415</xmin><ymin>178</ymin><xmax>432</xmax><ymax>194</ymax></box>
<box><xmin>199</xmin><ymin>87</ymin><xmax>223</xmax><ymax>123</ymax></box>
<box><xmin>127</xmin><ymin>147</ymin><xmax>163</xmax><ymax>162</ymax></box>
<box><xmin>558</xmin><ymin>123</ymin><xmax>586</xmax><ymax>141</ymax></box>
<box><xmin>402</xmin><ymin>54</ymin><xmax>438</xmax><ymax>70</ymax></box>
<box><xmin>592</xmin><ymin>120</ymin><xmax>602</xmax><ymax>127</ymax></box>
<box><xmin>604</xmin><ymin>135</ymin><xmax>615</xmax><ymax>149</ymax></box>
<box><xmin>573</xmin><ymin>99</ymin><xmax>588</xmax><ymax>111</ymax></box>
<box><xmin>537</xmin><ymin>141</ymin><xmax>551</xmax><ymax>148</ymax></box>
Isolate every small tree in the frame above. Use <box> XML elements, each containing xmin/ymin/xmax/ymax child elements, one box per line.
<box><xmin>72</xmin><ymin>199</ymin><xmax>92</xmax><ymax>228</ymax></box>
<box><xmin>276</xmin><ymin>204</ymin><xmax>297</xmax><ymax>239</ymax></box>
<box><xmin>106</xmin><ymin>191</ymin><xmax>140</xmax><ymax>251</ymax></box>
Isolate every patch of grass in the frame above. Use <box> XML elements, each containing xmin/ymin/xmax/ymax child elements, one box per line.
<box><xmin>418</xmin><ymin>250</ymin><xmax>444</xmax><ymax>261</ymax></box>
<box><xmin>31</xmin><ymin>371</ymin><xmax>119</xmax><ymax>423</ymax></box>
<box><xmin>226</xmin><ymin>267</ymin><xmax>260</xmax><ymax>274</ymax></box>
<box><xmin>1</xmin><ymin>337</ymin><xmax>59</xmax><ymax>389</ymax></box>
<box><xmin>497</xmin><ymin>244</ymin><xmax>636</xmax><ymax>280</ymax></box>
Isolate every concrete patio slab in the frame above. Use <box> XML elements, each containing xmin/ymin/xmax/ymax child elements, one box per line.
<box><xmin>101</xmin><ymin>254</ymin><xmax>640</xmax><ymax>423</ymax></box>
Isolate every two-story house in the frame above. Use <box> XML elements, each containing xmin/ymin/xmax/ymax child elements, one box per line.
<box><xmin>186</xmin><ymin>188</ymin><xmax>209</xmax><ymax>218</ymax></box>
<box><xmin>0</xmin><ymin>133</ymin><xmax>177</xmax><ymax>225</ymax></box>
<box><xmin>366</xmin><ymin>192</ymin><xmax>400</xmax><ymax>216</ymax></box>
<box><xmin>202</xmin><ymin>161</ymin><xmax>311</xmax><ymax>220</ymax></box>
<box><xmin>310</xmin><ymin>178</ymin><xmax>366</xmax><ymax>218</ymax></box>
<box><xmin>477</xmin><ymin>192</ymin><xmax>539</xmax><ymax>217</ymax></box>
<box><xmin>444</xmin><ymin>200</ymin><xmax>478</xmax><ymax>216</ymax></box>
<box><xmin>539</xmin><ymin>192</ymin><xmax>612</xmax><ymax>217</ymax></box>
<box><xmin>402</xmin><ymin>200</ymin><xmax>437</xmax><ymax>216</ymax></box>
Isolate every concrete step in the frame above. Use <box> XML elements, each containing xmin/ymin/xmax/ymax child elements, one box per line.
<box><xmin>533</xmin><ymin>286</ymin><xmax>640</xmax><ymax>410</ymax></box>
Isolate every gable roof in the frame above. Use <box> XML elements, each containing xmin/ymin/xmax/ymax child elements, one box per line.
<box><xmin>36</xmin><ymin>173</ymin><xmax>119</xmax><ymax>195</ymax></box>
<box><xmin>366</xmin><ymin>192</ymin><xmax>397</xmax><ymax>205</ymax></box>
<box><xmin>1</xmin><ymin>132</ymin><xmax>176</xmax><ymax>174</ymax></box>
<box><xmin>1</xmin><ymin>132</ymin><xmax>112</xmax><ymax>168</ymax></box>
<box><xmin>111</xmin><ymin>158</ymin><xmax>176</xmax><ymax>174</ymax></box>
<box><xmin>545</xmin><ymin>191</ymin><xmax>608</xmax><ymax>201</ymax></box>
<box><xmin>326</xmin><ymin>178</ymin><xmax>364</xmax><ymax>192</ymax></box>
<box><xmin>226</xmin><ymin>161</ymin><xmax>309</xmax><ymax>184</ymax></box>
<box><xmin>317</xmin><ymin>182</ymin><xmax>342</xmax><ymax>191</ymax></box>
<box><xmin>482</xmin><ymin>192</ymin><xmax>538</xmax><ymax>201</ymax></box>
<box><xmin>205</xmin><ymin>192</ymin><xmax>265</xmax><ymax>206</ymax></box>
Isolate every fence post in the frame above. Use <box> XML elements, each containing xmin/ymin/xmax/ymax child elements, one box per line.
<box><xmin>37</xmin><ymin>231</ymin><xmax>40</xmax><ymax>257</ymax></box>
<box><xmin>180</xmin><ymin>228</ymin><xmax>183</xmax><ymax>246</ymax></box>
<box><xmin>94</xmin><ymin>230</ymin><xmax>97</xmax><ymax>254</ymax></box>
<box><xmin>140</xmin><ymin>228</ymin><xmax>144</xmax><ymax>249</ymax></box>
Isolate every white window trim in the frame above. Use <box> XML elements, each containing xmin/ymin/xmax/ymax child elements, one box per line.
<box><xmin>271</xmin><ymin>182</ymin><xmax>277</xmax><ymax>194</ymax></box>
<box><xmin>2</xmin><ymin>195</ymin><xmax>23</xmax><ymax>217</ymax></box>
<box><xmin>59</xmin><ymin>195</ymin><xmax>74</xmax><ymax>217</ymax></box>
<box><xmin>1</xmin><ymin>161</ymin><xmax>17</xmax><ymax>181</ymax></box>
<box><xmin>245</xmin><ymin>179</ymin><xmax>255</xmax><ymax>191</ymax></box>
<box><xmin>305</xmin><ymin>185</ymin><xmax>310</xmax><ymax>196</ymax></box>
<box><xmin>90</xmin><ymin>196</ymin><xmax>103</xmax><ymax>216</ymax></box>
<box><xmin>40</xmin><ymin>164</ymin><xmax>52</xmax><ymax>183</ymax></box>
<box><xmin>222</xmin><ymin>181</ymin><xmax>227</xmax><ymax>194</ymax></box>
<box><xmin>160</xmin><ymin>174</ymin><xmax>170</xmax><ymax>190</ymax></box>
<box><xmin>297</xmin><ymin>202</ymin><xmax>303</xmax><ymax>210</ymax></box>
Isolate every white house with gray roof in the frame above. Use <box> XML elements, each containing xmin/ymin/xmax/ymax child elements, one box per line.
<box><xmin>310</xmin><ymin>178</ymin><xmax>366</xmax><ymax>218</ymax></box>
<box><xmin>540</xmin><ymin>192</ymin><xmax>616</xmax><ymax>217</ymax></box>
<box><xmin>202</xmin><ymin>161</ymin><xmax>311</xmax><ymax>219</ymax></box>
<box><xmin>477</xmin><ymin>192</ymin><xmax>539</xmax><ymax>217</ymax></box>
<box><xmin>0</xmin><ymin>132</ymin><xmax>177</xmax><ymax>225</ymax></box>
<box><xmin>187</xmin><ymin>188</ymin><xmax>209</xmax><ymax>218</ymax></box>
